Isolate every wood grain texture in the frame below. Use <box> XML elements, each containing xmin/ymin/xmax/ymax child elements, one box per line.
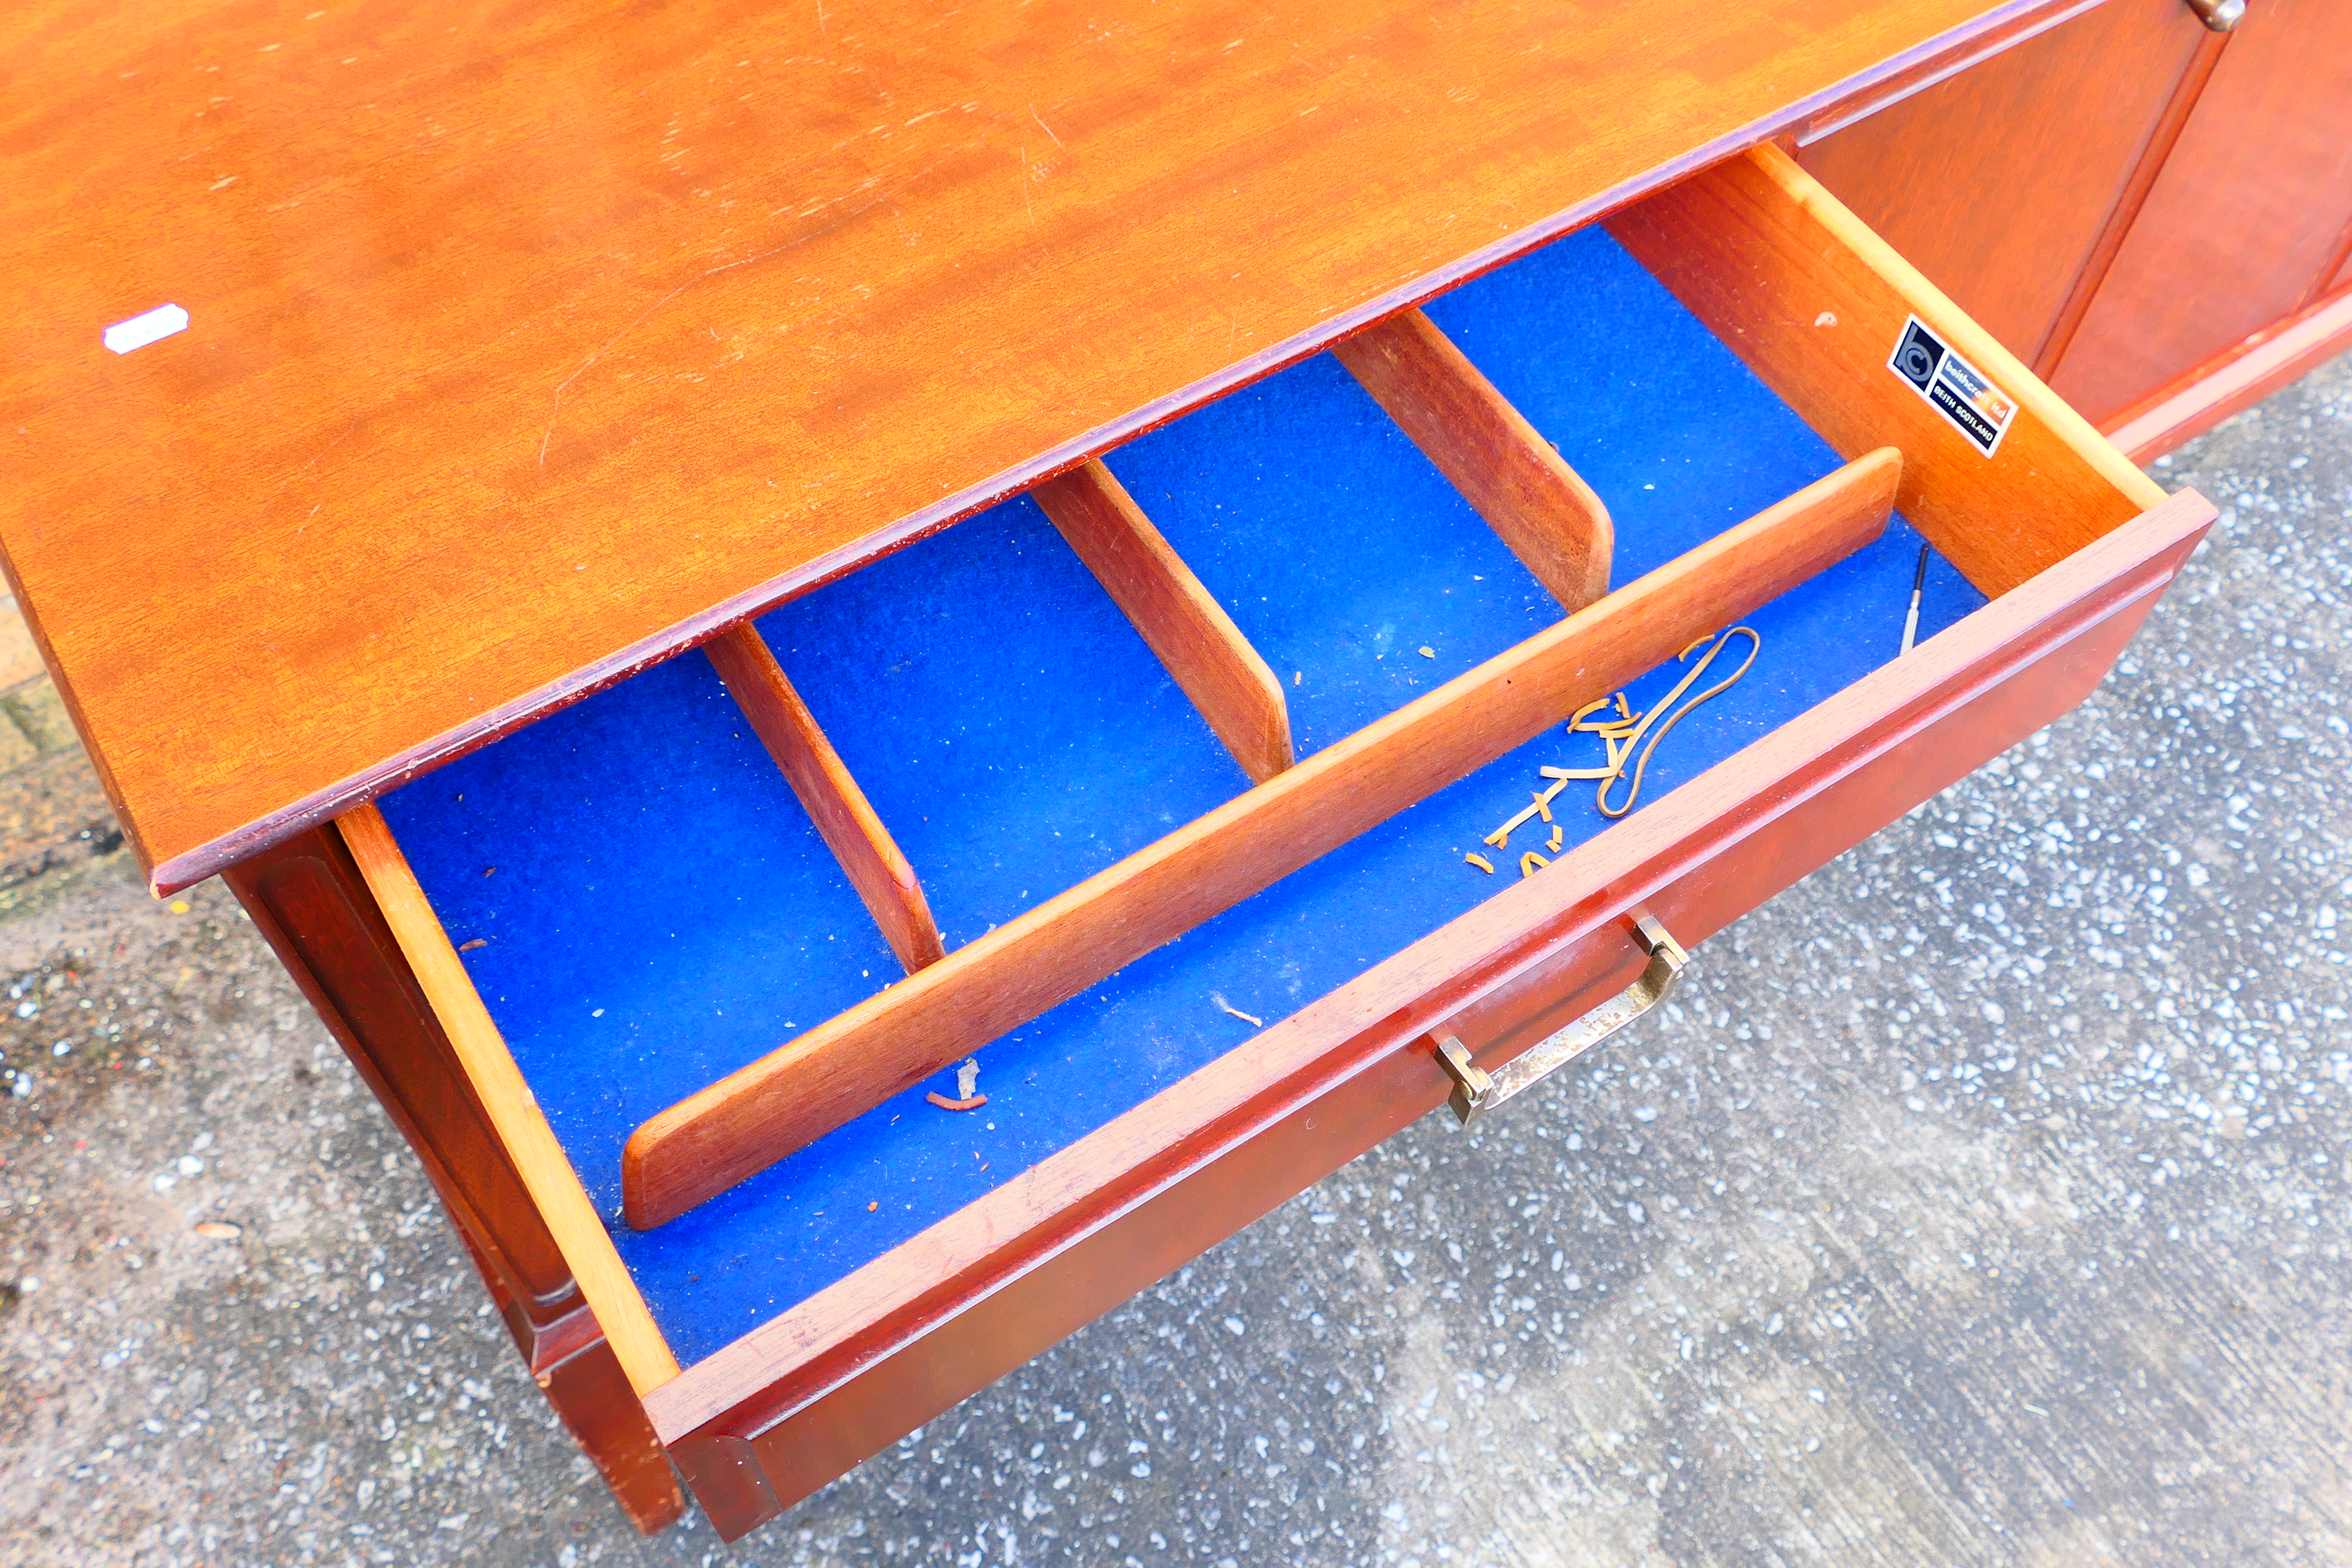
<box><xmin>2026</xmin><ymin>23</ymin><xmax>2227</xmax><ymax>382</ymax></box>
<box><xmin>648</xmin><ymin>488</ymin><xmax>2216</xmax><ymax>1538</ymax></box>
<box><xmin>226</xmin><ymin>834</ymin><xmax>577</xmax><ymax>1314</ymax></box>
<box><xmin>338</xmin><ymin>804</ymin><xmax>682</xmax><ymax>1396</ymax></box>
<box><xmin>622</xmin><ymin>450</ymin><xmax>1902</xmax><ymax>1229</ymax></box>
<box><xmin>2051</xmin><ymin>0</ymin><xmax>2352</xmax><ymax>423</ymax></box>
<box><xmin>1610</xmin><ymin>145</ymin><xmax>2165</xmax><ymax>601</ymax></box>
<box><xmin>0</xmin><ymin>0</ymin><xmax>2082</xmax><ymax>893</ymax></box>
<box><xmin>2105</xmin><ymin>284</ymin><xmax>2352</xmax><ymax>462</ymax></box>
<box><xmin>226</xmin><ymin>826</ymin><xmax>685</xmax><ymax>1532</ymax></box>
<box><xmin>1790</xmin><ymin>0</ymin><xmax>2106</xmax><ymax>142</ymax></box>
<box><xmin>448</xmin><ymin>1223</ymin><xmax>686</xmax><ymax>1537</ymax></box>
<box><xmin>1032</xmin><ymin>460</ymin><xmax>1292</xmax><ymax>783</ymax></box>
<box><xmin>1333</xmin><ymin>307</ymin><xmax>1614</xmax><ymax>610</ymax></box>
<box><xmin>704</xmin><ymin>625</ymin><xmax>945</xmax><ymax>972</ymax></box>
<box><xmin>1797</xmin><ymin>0</ymin><xmax>2210</xmax><ymax>369</ymax></box>
<box><xmin>529</xmin><ymin>1328</ymin><xmax>691</xmax><ymax>1535</ymax></box>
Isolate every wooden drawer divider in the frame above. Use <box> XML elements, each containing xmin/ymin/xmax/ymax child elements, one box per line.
<box><xmin>1333</xmin><ymin>305</ymin><xmax>1616</xmax><ymax>612</ymax></box>
<box><xmin>622</xmin><ymin>447</ymin><xmax>1901</xmax><ymax>1229</ymax></box>
<box><xmin>710</xmin><ymin>310</ymin><xmax>1619</xmax><ymax>973</ymax></box>
<box><xmin>706</xmin><ymin>626</ymin><xmax>947</xmax><ymax>975</ymax></box>
<box><xmin>1031</xmin><ymin>459</ymin><xmax>1296</xmax><ymax>785</ymax></box>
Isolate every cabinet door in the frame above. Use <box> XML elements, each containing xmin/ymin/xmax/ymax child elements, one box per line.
<box><xmin>2051</xmin><ymin>0</ymin><xmax>2352</xmax><ymax>423</ymax></box>
<box><xmin>1798</xmin><ymin>0</ymin><xmax>2212</xmax><ymax>371</ymax></box>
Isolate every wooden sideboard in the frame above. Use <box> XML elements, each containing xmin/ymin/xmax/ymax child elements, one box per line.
<box><xmin>1800</xmin><ymin>0</ymin><xmax>2352</xmax><ymax>456</ymax></box>
<box><xmin>2</xmin><ymin>0</ymin><xmax>2322</xmax><ymax>1541</ymax></box>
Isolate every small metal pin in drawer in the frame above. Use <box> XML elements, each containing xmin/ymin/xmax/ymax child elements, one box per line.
<box><xmin>1434</xmin><ymin>913</ymin><xmax>1690</xmax><ymax>1125</ymax></box>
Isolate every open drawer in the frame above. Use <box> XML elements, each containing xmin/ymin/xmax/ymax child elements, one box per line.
<box><xmin>291</xmin><ymin>146</ymin><xmax>2213</xmax><ymax>1538</ymax></box>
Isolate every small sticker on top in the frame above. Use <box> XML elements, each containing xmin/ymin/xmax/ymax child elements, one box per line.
<box><xmin>103</xmin><ymin>304</ymin><xmax>189</xmax><ymax>355</ymax></box>
<box><xmin>1888</xmin><ymin>316</ymin><xmax>2016</xmax><ymax>457</ymax></box>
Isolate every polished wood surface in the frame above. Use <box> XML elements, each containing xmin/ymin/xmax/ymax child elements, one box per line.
<box><xmin>705</xmin><ymin>626</ymin><xmax>946</xmax><ymax>972</ymax></box>
<box><xmin>649</xmin><ymin>486</ymin><xmax>2216</xmax><ymax>1537</ymax></box>
<box><xmin>621</xmin><ymin>449</ymin><xmax>1900</xmax><ymax>1229</ymax></box>
<box><xmin>1033</xmin><ymin>460</ymin><xmax>1292</xmax><ymax>784</ymax></box>
<box><xmin>1788</xmin><ymin>0</ymin><xmax>2106</xmax><ymax>141</ymax></box>
<box><xmin>226</xmin><ymin>825</ymin><xmax>685</xmax><ymax>1531</ymax></box>
<box><xmin>2105</xmin><ymin>284</ymin><xmax>2352</xmax><ymax>460</ymax></box>
<box><xmin>21</xmin><ymin>0</ymin><xmax>2262</xmax><ymax>1538</ymax></box>
<box><xmin>2025</xmin><ymin>18</ymin><xmax>2225</xmax><ymax>383</ymax></box>
<box><xmin>1797</xmin><ymin>0</ymin><xmax>2212</xmax><ymax>371</ymax></box>
<box><xmin>528</xmin><ymin>1320</ymin><xmax>691</xmax><ymax>1535</ymax></box>
<box><xmin>0</xmin><ymin>0</ymin><xmax>2067</xmax><ymax>893</ymax></box>
<box><xmin>2051</xmin><ymin>0</ymin><xmax>2352</xmax><ymax>423</ymax></box>
<box><xmin>339</xmin><ymin>804</ymin><xmax>684</xmax><ymax>1396</ymax></box>
<box><xmin>1611</xmin><ymin>146</ymin><xmax>2165</xmax><ymax>601</ymax></box>
<box><xmin>1333</xmin><ymin>307</ymin><xmax>1615</xmax><ymax>610</ymax></box>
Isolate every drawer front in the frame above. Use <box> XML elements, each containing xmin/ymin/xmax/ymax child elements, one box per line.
<box><xmin>648</xmin><ymin>487</ymin><xmax>2208</xmax><ymax>1535</ymax></box>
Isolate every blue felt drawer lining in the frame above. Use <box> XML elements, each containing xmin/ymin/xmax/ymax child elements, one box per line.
<box><xmin>380</xmin><ymin>225</ymin><xmax>1987</xmax><ymax>1365</ymax></box>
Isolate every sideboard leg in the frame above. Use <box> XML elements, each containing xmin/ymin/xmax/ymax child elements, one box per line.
<box><xmin>543</xmin><ymin>1334</ymin><xmax>691</xmax><ymax>1532</ymax></box>
<box><xmin>226</xmin><ymin>825</ymin><xmax>687</xmax><ymax>1535</ymax></box>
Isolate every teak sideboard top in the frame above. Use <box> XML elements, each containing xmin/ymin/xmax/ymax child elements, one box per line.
<box><xmin>1</xmin><ymin>0</ymin><xmax>2064</xmax><ymax>893</ymax></box>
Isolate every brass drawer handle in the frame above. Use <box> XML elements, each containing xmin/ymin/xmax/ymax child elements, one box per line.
<box><xmin>2184</xmin><ymin>0</ymin><xmax>2244</xmax><ymax>31</ymax></box>
<box><xmin>1434</xmin><ymin>913</ymin><xmax>1689</xmax><ymax>1125</ymax></box>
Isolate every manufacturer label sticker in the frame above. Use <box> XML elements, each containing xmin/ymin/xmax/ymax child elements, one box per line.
<box><xmin>1887</xmin><ymin>316</ymin><xmax>2016</xmax><ymax>457</ymax></box>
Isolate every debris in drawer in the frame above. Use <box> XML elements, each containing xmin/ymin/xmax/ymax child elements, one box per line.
<box><xmin>1470</xmin><ymin>627</ymin><xmax>1766</xmax><ymax>874</ymax></box>
<box><xmin>1596</xmin><ymin>627</ymin><xmax>1760</xmax><ymax>819</ymax></box>
<box><xmin>1900</xmin><ymin>542</ymin><xmax>1930</xmax><ymax>655</ymax></box>
<box><xmin>927</xmin><ymin>1057</ymin><xmax>988</xmax><ymax>1112</ymax></box>
<box><xmin>1482</xmin><ymin>777</ymin><xmax>1572</xmax><ymax>849</ymax></box>
<box><xmin>1212</xmin><ymin>993</ymin><xmax>1264</xmax><ymax>1028</ymax></box>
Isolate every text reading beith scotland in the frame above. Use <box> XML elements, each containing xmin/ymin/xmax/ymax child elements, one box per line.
<box><xmin>1887</xmin><ymin>316</ymin><xmax>2017</xmax><ymax>457</ymax></box>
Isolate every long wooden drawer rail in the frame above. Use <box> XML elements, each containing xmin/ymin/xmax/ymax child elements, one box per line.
<box><xmin>626</xmin><ymin>451</ymin><xmax>1900</xmax><ymax>1229</ymax></box>
<box><xmin>7</xmin><ymin>0</ymin><xmax>2264</xmax><ymax>1544</ymax></box>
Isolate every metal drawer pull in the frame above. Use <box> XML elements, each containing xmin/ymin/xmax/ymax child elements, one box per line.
<box><xmin>1433</xmin><ymin>913</ymin><xmax>1690</xmax><ymax>1125</ymax></box>
<box><xmin>2183</xmin><ymin>0</ymin><xmax>2244</xmax><ymax>31</ymax></box>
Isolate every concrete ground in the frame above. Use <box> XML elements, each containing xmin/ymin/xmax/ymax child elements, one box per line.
<box><xmin>3</xmin><ymin>353</ymin><xmax>2348</xmax><ymax>1568</ymax></box>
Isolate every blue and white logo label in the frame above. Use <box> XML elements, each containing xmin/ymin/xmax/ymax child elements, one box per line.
<box><xmin>1888</xmin><ymin>316</ymin><xmax>2016</xmax><ymax>457</ymax></box>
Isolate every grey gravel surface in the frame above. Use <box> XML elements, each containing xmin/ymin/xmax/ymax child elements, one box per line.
<box><xmin>4</xmin><ymin>353</ymin><xmax>2350</xmax><ymax>1567</ymax></box>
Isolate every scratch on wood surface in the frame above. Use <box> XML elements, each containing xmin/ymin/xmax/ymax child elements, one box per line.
<box><xmin>535</xmin><ymin>175</ymin><xmax>943</xmax><ymax>464</ymax></box>
<box><xmin>1029</xmin><ymin>103</ymin><xmax>1062</xmax><ymax>145</ymax></box>
<box><xmin>540</xmin><ymin>282</ymin><xmax>695</xmax><ymax>465</ymax></box>
<box><xmin>267</xmin><ymin>416</ymin><xmax>357</xmax><ymax>503</ymax></box>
